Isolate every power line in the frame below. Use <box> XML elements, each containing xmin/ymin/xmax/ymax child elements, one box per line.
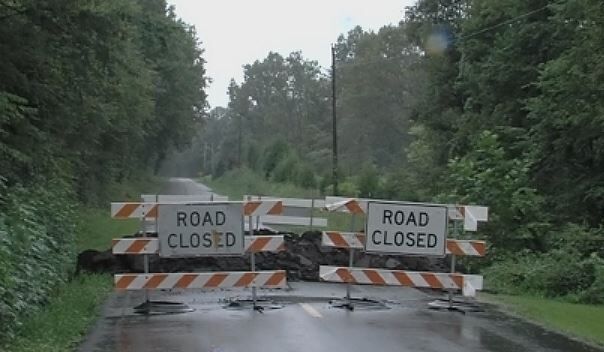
<box><xmin>457</xmin><ymin>4</ymin><xmax>550</xmax><ymax>41</ymax></box>
<box><xmin>328</xmin><ymin>4</ymin><xmax>551</xmax><ymax>69</ymax></box>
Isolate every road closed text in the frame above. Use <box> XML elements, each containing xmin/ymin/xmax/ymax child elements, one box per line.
<box><xmin>158</xmin><ymin>203</ymin><xmax>244</xmax><ymax>257</ymax></box>
<box><xmin>365</xmin><ymin>202</ymin><xmax>447</xmax><ymax>256</ymax></box>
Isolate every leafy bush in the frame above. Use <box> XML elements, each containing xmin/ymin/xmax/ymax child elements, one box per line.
<box><xmin>357</xmin><ymin>164</ymin><xmax>380</xmax><ymax>198</ymax></box>
<box><xmin>0</xmin><ymin>180</ymin><xmax>76</xmax><ymax>344</ymax></box>
<box><xmin>439</xmin><ymin>131</ymin><xmax>550</xmax><ymax>254</ymax></box>
<box><xmin>271</xmin><ymin>152</ymin><xmax>301</xmax><ymax>183</ymax></box>
<box><xmin>261</xmin><ymin>140</ymin><xmax>291</xmax><ymax>178</ymax></box>
<box><xmin>484</xmin><ymin>224</ymin><xmax>604</xmax><ymax>303</ymax></box>
<box><xmin>295</xmin><ymin>163</ymin><xmax>317</xmax><ymax>189</ymax></box>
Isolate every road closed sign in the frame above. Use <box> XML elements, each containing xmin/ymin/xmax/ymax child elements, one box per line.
<box><xmin>157</xmin><ymin>203</ymin><xmax>244</xmax><ymax>257</ymax></box>
<box><xmin>365</xmin><ymin>202</ymin><xmax>447</xmax><ymax>256</ymax></box>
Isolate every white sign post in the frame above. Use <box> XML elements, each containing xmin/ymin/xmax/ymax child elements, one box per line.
<box><xmin>158</xmin><ymin>203</ymin><xmax>244</xmax><ymax>258</ymax></box>
<box><xmin>365</xmin><ymin>202</ymin><xmax>447</xmax><ymax>256</ymax></box>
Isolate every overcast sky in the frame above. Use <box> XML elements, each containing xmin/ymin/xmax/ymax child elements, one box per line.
<box><xmin>169</xmin><ymin>0</ymin><xmax>415</xmax><ymax>108</ymax></box>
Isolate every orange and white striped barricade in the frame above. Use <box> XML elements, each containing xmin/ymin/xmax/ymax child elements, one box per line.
<box><xmin>110</xmin><ymin>199</ymin><xmax>288</xmax><ymax>312</ymax></box>
<box><xmin>324</xmin><ymin>197</ymin><xmax>367</xmax><ymax>214</ymax></box>
<box><xmin>244</xmin><ymin>195</ymin><xmax>327</xmax><ymax>230</ymax></box>
<box><xmin>446</xmin><ymin>239</ymin><xmax>486</xmax><ymax>257</ymax></box>
<box><xmin>321</xmin><ymin>231</ymin><xmax>365</xmax><ymax>249</ymax></box>
<box><xmin>112</xmin><ymin>235</ymin><xmax>286</xmax><ymax>255</ymax></box>
<box><xmin>322</xmin><ymin>197</ymin><xmax>372</xmax><ymax>302</ymax></box>
<box><xmin>115</xmin><ymin>270</ymin><xmax>287</xmax><ymax>290</ymax></box>
<box><xmin>243</xmin><ymin>197</ymin><xmax>285</xmax><ymax>305</ymax></box>
<box><xmin>320</xmin><ymin>199</ymin><xmax>488</xmax><ymax>309</ymax></box>
<box><xmin>142</xmin><ymin>194</ymin><xmax>229</xmax><ymax>203</ymax></box>
<box><xmin>111</xmin><ymin>200</ymin><xmax>284</xmax><ymax>220</ymax></box>
<box><xmin>321</xmin><ymin>231</ymin><xmax>486</xmax><ymax>257</ymax></box>
<box><xmin>448</xmin><ymin>205</ymin><xmax>489</xmax><ymax>232</ymax></box>
<box><xmin>111</xmin><ymin>202</ymin><xmax>158</xmax><ymax>219</ymax></box>
<box><xmin>319</xmin><ymin>266</ymin><xmax>483</xmax><ymax>297</ymax></box>
<box><xmin>324</xmin><ymin>197</ymin><xmax>489</xmax><ymax>232</ymax></box>
<box><xmin>243</xmin><ymin>200</ymin><xmax>284</xmax><ymax>217</ymax></box>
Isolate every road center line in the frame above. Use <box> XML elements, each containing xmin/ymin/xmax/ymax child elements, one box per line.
<box><xmin>299</xmin><ymin>303</ymin><xmax>323</xmax><ymax>318</ymax></box>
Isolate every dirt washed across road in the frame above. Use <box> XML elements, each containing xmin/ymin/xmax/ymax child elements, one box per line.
<box><xmin>77</xmin><ymin>178</ymin><xmax>602</xmax><ymax>352</ymax></box>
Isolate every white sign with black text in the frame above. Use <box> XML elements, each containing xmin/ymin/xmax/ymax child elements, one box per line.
<box><xmin>158</xmin><ymin>203</ymin><xmax>244</xmax><ymax>258</ymax></box>
<box><xmin>365</xmin><ymin>202</ymin><xmax>447</xmax><ymax>256</ymax></box>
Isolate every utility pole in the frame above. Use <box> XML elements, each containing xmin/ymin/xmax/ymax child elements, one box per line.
<box><xmin>331</xmin><ymin>44</ymin><xmax>338</xmax><ymax>196</ymax></box>
<box><xmin>237</xmin><ymin>113</ymin><xmax>242</xmax><ymax>167</ymax></box>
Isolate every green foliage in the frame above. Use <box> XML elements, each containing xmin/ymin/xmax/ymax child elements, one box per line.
<box><xmin>271</xmin><ymin>152</ymin><xmax>301</xmax><ymax>183</ymax></box>
<box><xmin>262</xmin><ymin>140</ymin><xmax>292</xmax><ymax>178</ymax></box>
<box><xmin>357</xmin><ymin>164</ymin><xmax>380</xmax><ymax>198</ymax></box>
<box><xmin>0</xmin><ymin>180</ymin><xmax>77</xmax><ymax>344</ymax></box>
<box><xmin>203</xmin><ymin>167</ymin><xmax>318</xmax><ymax>199</ymax></box>
<box><xmin>0</xmin><ymin>0</ymin><xmax>206</xmax><ymax>199</ymax></box>
<box><xmin>295</xmin><ymin>163</ymin><xmax>317</xmax><ymax>189</ymax></box>
<box><xmin>440</xmin><ymin>131</ymin><xmax>549</xmax><ymax>252</ymax></box>
<box><xmin>526</xmin><ymin>0</ymin><xmax>604</xmax><ymax>226</ymax></box>
<box><xmin>485</xmin><ymin>224</ymin><xmax>603</xmax><ymax>303</ymax></box>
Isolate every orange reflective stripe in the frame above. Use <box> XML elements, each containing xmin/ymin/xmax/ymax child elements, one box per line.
<box><xmin>335</xmin><ymin>268</ymin><xmax>356</xmax><ymax>283</ymax></box>
<box><xmin>143</xmin><ymin>274</ymin><xmax>168</xmax><ymax>289</ymax></box>
<box><xmin>127</xmin><ymin>239</ymin><xmax>151</xmax><ymax>253</ymax></box>
<box><xmin>471</xmin><ymin>241</ymin><xmax>486</xmax><ymax>256</ymax></box>
<box><xmin>422</xmin><ymin>273</ymin><xmax>443</xmax><ymax>289</ymax></box>
<box><xmin>265</xmin><ymin>271</ymin><xmax>285</xmax><ymax>286</ymax></box>
<box><xmin>392</xmin><ymin>271</ymin><xmax>413</xmax><ymax>286</ymax></box>
<box><xmin>234</xmin><ymin>273</ymin><xmax>256</xmax><ymax>287</ymax></box>
<box><xmin>451</xmin><ymin>274</ymin><xmax>464</xmax><ymax>288</ymax></box>
<box><xmin>114</xmin><ymin>203</ymin><xmax>139</xmax><ymax>218</ymax></box>
<box><xmin>363</xmin><ymin>269</ymin><xmax>386</xmax><ymax>285</ymax></box>
<box><xmin>175</xmin><ymin>274</ymin><xmax>197</xmax><ymax>289</ymax></box>
<box><xmin>244</xmin><ymin>202</ymin><xmax>261</xmax><ymax>216</ymax></box>
<box><xmin>145</xmin><ymin>205</ymin><xmax>158</xmax><ymax>218</ymax></box>
<box><xmin>248</xmin><ymin>237</ymin><xmax>271</xmax><ymax>252</ymax></box>
<box><xmin>326</xmin><ymin>232</ymin><xmax>348</xmax><ymax>247</ymax></box>
<box><xmin>447</xmin><ymin>241</ymin><xmax>463</xmax><ymax>255</ymax></box>
<box><xmin>345</xmin><ymin>200</ymin><xmax>364</xmax><ymax>214</ymax></box>
<box><xmin>267</xmin><ymin>201</ymin><xmax>283</xmax><ymax>215</ymax></box>
<box><xmin>115</xmin><ymin>275</ymin><xmax>136</xmax><ymax>290</ymax></box>
<box><xmin>204</xmin><ymin>273</ymin><xmax>228</xmax><ymax>288</ymax></box>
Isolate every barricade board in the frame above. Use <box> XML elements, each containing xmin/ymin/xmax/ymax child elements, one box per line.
<box><xmin>365</xmin><ymin>201</ymin><xmax>447</xmax><ymax>256</ymax></box>
<box><xmin>157</xmin><ymin>203</ymin><xmax>244</xmax><ymax>257</ymax></box>
<box><xmin>112</xmin><ymin>235</ymin><xmax>285</xmax><ymax>254</ymax></box>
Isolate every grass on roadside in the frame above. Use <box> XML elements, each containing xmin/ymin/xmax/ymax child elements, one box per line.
<box><xmin>4</xmin><ymin>274</ymin><xmax>112</xmax><ymax>352</ymax></box>
<box><xmin>76</xmin><ymin>176</ymin><xmax>164</xmax><ymax>252</ymax></box>
<box><xmin>76</xmin><ymin>207</ymin><xmax>139</xmax><ymax>252</ymax></box>
<box><xmin>202</xmin><ymin>167</ymin><xmax>318</xmax><ymax>200</ymax></box>
<box><xmin>482</xmin><ymin>293</ymin><xmax>604</xmax><ymax>346</ymax></box>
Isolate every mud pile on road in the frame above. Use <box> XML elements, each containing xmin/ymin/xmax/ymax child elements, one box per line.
<box><xmin>77</xmin><ymin>231</ymin><xmax>449</xmax><ymax>281</ymax></box>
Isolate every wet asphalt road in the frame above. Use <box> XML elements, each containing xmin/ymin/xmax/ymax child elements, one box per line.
<box><xmin>77</xmin><ymin>178</ymin><xmax>603</xmax><ymax>352</ymax></box>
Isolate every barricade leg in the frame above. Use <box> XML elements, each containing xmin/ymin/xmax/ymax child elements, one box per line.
<box><xmin>247</xmin><ymin>196</ymin><xmax>259</xmax><ymax>311</ymax></box>
<box><xmin>344</xmin><ymin>214</ymin><xmax>356</xmax><ymax>309</ymax></box>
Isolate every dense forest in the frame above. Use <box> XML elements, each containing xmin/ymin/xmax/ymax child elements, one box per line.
<box><xmin>0</xmin><ymin>0</ymin><xmax>206</xmax><ymax>343</ymax></box>
<box><xmin>196</xmin><ymin>0</ymin><xmax>603</xmax><ymax>303</ymax></box>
